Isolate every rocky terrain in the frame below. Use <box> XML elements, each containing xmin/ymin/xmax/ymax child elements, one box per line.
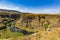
<box><xmin>0</xmin><ymin>9</ymin><xmax>60</xmax><ymax>40</ymax></box>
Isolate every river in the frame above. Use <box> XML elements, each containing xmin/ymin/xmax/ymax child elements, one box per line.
<box><xmin>9</xmin><ymin>25</ymin><xmax>34</xmax><ymax>35</ymax></box>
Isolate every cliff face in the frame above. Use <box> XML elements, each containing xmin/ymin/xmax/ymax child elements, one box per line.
<box><xmin>0</xmin><ymin>12</ymin><xmax>60</xmax><ymax>32</ymax></box>
<box><xmin>1</xmin><ymin>9</ymin><xmax>60</xmax><ymax>40</ymax></box>
<box><xmin>15</xmin><ymin>14</ymin><xmax>60</xmax><ymax>32</ymax></box>
<box><xmin>19</xmin><ymin>14</ymin><xmax>40</xmax><ymax>28</ymax></box>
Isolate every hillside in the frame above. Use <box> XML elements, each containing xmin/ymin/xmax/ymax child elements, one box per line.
<box><xmin>0</xmin><ymin>9</ymin><xmax>60</xmax><ymax>40</ymax></box>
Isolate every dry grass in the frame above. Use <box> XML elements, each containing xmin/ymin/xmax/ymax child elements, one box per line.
<box><xmin>15</xmin><ymin>28</ymin><xmax>60</xmax><ymax>40</ymax></box>
<box><xmin>1</xmin><ymin>14</ymin><xmax>60</xmax><ymax>40</ymax></box>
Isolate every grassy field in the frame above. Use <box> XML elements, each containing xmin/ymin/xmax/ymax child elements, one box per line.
<box><xmin>0</xmin><ymin>26</ymin><xmax>25</xmax><ymax>39</ymax></box>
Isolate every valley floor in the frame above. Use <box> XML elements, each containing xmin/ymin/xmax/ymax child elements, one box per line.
<box><xmin>0</xmin><ymin>28</ymin><xmax>60</xmax><ymax>40</ymax></box>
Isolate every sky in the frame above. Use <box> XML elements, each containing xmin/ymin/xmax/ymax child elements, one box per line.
<box><xmin>0</xmin><ymin>0</ymin><xmax>60</xmax><ymax>14</ymax></box>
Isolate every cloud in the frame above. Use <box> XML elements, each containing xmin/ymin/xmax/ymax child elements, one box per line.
<box><xmin>0</xmin><ymin>5</ymin><xmax>18</xmax><ymax>10</ymax></box>
<box><xmin>0</xmin><ymin>0</ymin><xmax>60</xmax><ymax>14</ymax></box>
<box><xmin>0</xmin><ymin>4</ymin><xmax>60</xmax><ymax>14</ymax></box>
<box><xmin>20</xmin><ymin>8</ymin><xmax>60</xmax><ymax>14</ymax></box>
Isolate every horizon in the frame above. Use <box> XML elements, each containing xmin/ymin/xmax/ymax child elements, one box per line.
<box><xmin>0</xmin><ymin>0</ymin><xmax>60</xmax><ymax>14</ymax></box>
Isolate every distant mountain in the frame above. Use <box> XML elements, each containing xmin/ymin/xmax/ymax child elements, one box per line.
<box><xmin>0</xmin><ymin>9</ymin><xmax>31</xmax><ymax>14</ymax></box>
<box><xmin>0</xmin><ymin>9</ymin><xmax>21</xmax><ymax>13</ymax></box>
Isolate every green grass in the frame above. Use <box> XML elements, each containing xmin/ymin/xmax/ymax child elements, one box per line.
<box><xmin>43</xmin><ymin>21</ymin><xmax>50</xmax><ymax>30</ymax></box>
<box><xmin>28</xmin><ymin>25</ymin><xmax>34</xmax><ymax>29</ymax></box>
<box><xmin>0</xmin><ymin>26</ymin><xmax>25</xmax><ymax>39</ymax></box>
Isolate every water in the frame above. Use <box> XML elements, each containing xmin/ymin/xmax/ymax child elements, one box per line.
<box><xmin>9</xmin><ymin>25</ymin><xmax>34</xmax><ymax>35</ymax></box>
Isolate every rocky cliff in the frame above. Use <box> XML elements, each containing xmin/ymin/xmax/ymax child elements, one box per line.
<box><xmin>14</xmin><ymin>14</ymin><xmax>60</xmax><ymax>32</ymax></box>
<box><xmin>0</xmin><ymin>9</ymin><xmax>60</xmax><ymax>40</ymax></box>
<box><xmin>0</xmin><ymin>11</ymin><xmax>60</xmax><ymax>32</ymax></box>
